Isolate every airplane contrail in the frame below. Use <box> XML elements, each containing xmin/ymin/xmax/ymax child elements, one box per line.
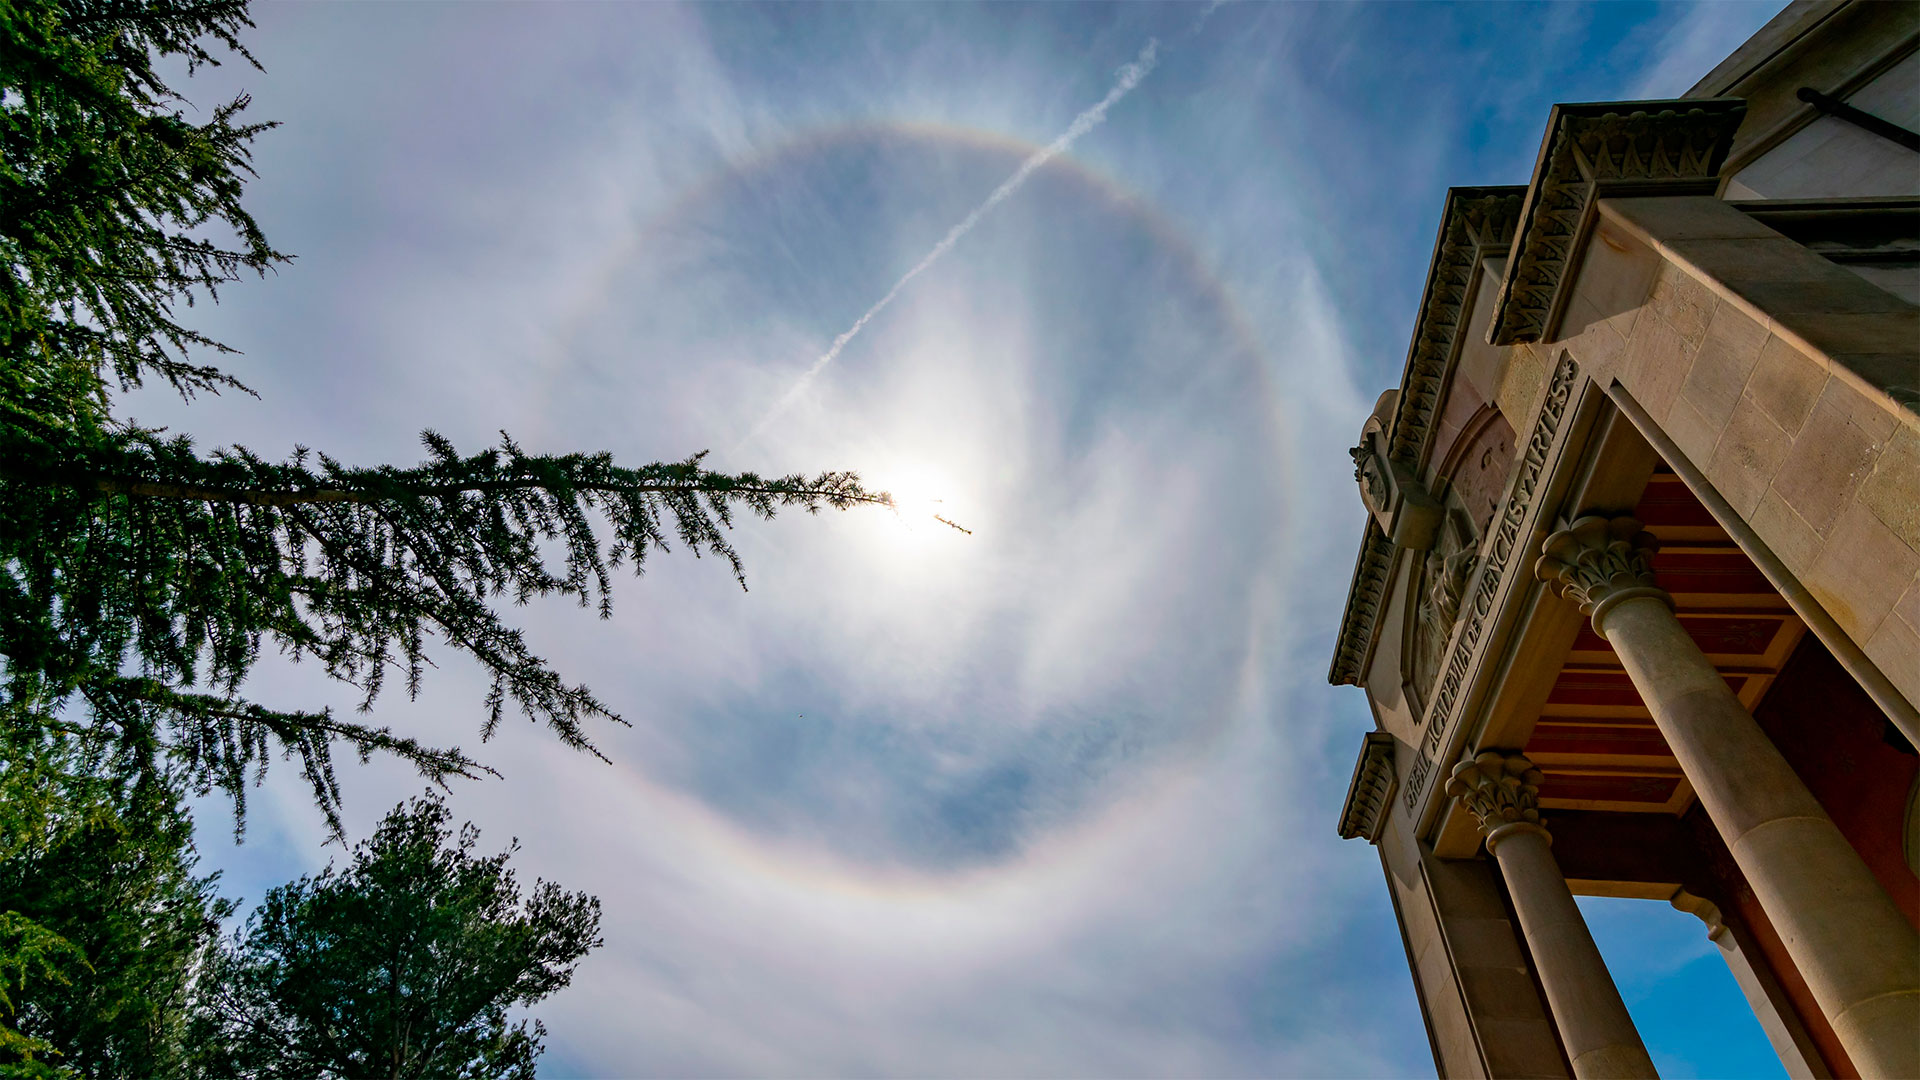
<box><xmin>739</xmin><ymin>39</ymin><xmax>1160</xmax><ymax>448</ymax></box>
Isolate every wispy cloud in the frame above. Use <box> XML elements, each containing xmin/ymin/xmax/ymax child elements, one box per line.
<box><xmin>739</xmin><ymin>39</ymin><xmax>1161</xmax><ymax>448</ymax></box>
<box><xmin>151</xmin><ymin>3</ymin><xmax>1785</xmax><ymax>1076</ymax></box>
<box><xmin>1630</xmin><ymin>0</ymin><xmax>1782</xmax><ymax>99</ymax></box>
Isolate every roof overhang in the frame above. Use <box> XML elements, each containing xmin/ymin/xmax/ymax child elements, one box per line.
<box><xmin>1337</xmin><ymin>731</ymin><xmax>1399</xmax><ymax>843</ymax></box>
<box><xmin>1330</xmin><ymin>99</ymin><xmax>1746</xmax><ymax>689</ymax></box>
<box><xmin>1486</xmin><ymin>99</ymin><xmax>1747</xmax><ymax>347</ymax></box>
<box><xmin>1327</xmin><ymin>186</ymin><xmax>1522</xmax><ymax>686</ymax></box>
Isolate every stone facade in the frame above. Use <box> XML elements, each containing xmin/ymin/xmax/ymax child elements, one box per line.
<box><xmin>1331</xmin><ymin>3</ymin><xmax>1920</xmax><ymax>1075</ymax></box>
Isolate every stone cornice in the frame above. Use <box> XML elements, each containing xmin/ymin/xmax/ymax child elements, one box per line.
<box><xmin>1387</xmin><ymin>187</ymin><xmax>1526</xmax><ymax>468</ymax></box>
<box><xmin>1487</xmin><ymin>99</ymin><xmax>1747</xmax><ymax>347</ymax></box>
<box><xmin>1327</xmin><ymin>188</ymin><xmax>1522</xmax><ymax>688</ymax></box>
<box><xmin>1328</xmin><ymin>521</ymin><xmax>1394</xmax><ymax>686</ymax></box>
<box><xmin>1337</xmin><ymin>731</ymin><xmax>1398</xmax><ymax>843</ymax></box>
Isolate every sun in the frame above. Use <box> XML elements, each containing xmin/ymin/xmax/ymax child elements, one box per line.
<box><xmin>872</xmin><ymin>460</ymin><xmax>970</xmax><ymax>550</ymax></box>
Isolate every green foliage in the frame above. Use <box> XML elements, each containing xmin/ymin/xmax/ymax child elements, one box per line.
<box><xmin>0</xmin><ymin>913</ymin><xmax>81</xmax><ymax>1079</ymax></box>
<box><xmin>1</xmin><ymin>0</ymin><xmax>280</xmax><ymax>428</ymax></box>
<box><xmin>2</xmin><ymin>417</ymin><xmax>886</xmax><ymax>833</ymax></box>
<box><xmin>192</xmin><ymin>792</ymin><xmax>602</xmax><ymax>1079</ymax></box>
<box><xmin>0</xmin><ymin>0</ymin><xmax>891</xmax><ymax>832</ymax></box>
<box><xmin>0</xmin><ymin>0</ymin><xmax>836</xmax><ymax>1067</ymax></box>
<box><xmin>0</xmin><ymin>716</ymin><xmax>229</xmax><ymax>1079</ymax></box>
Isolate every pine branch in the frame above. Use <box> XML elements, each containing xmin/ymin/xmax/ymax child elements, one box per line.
<box><xmin>81</xmin><ymin>676</ymin><xmax>494</xmax><ymax>839</ymax></box>
<box><xmin>1</xmin><ymin>0</ymin><xmax>896</xmax><ymax>835</ymax></box>
<box><xmin>89</xmin><ymin>475</ymin><xmax>887</xmax><ymax>508</ymax></box>
<box><xmin>0</xmin><ymin>425</ymin><xmax>891</xmax><ymax>831</ymax></box>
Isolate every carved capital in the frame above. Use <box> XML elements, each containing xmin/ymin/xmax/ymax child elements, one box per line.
<box><xmin>1444</xmin><ymin>750</ymin><xmax>1547</xmax><ymax>850</ymax></box>
<box><xmin>1534</xmin><ymin>514</ymin><xmax>1673</xmax><ymax>633</ymax></box>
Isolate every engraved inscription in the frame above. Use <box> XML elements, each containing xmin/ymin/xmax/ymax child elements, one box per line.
<box><xmin>1405</xmin><ymin>352</ymin><xmax>1578</xmax><ymax>811</ymax></box>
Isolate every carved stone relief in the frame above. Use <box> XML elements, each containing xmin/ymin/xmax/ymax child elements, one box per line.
<box><xmin>1351</xmin><ymin>440</ymin><xmax>1390</xmax><ymax>516</ymax></box>
<box><xmin>1406</xmin><ymin>405</ymin><xmax>1515</xmax><ymax>712</ymax></box>
<box><xmin>1350</xmin><ymin>413</ymin><xmax>1443</xmax><ymax>552</ymax></box>
<box><xmin>1440</xmin><ymin>406</ymin><xmax>1517</xmax><ymax>538</ymax></box>
<box><xmin>1487</xmin><ymin>100</ymin><xmax>1746</xmax><ymax>346</ymax></box>
<box><xmin>1405</xmin><ymin>351</ymin><xmax>1580</xmax><ymax>813</ymax></box>
<box><xmin>1412</xmin><ymin>509</ymin><xmax>1481</xmax><ymax>704</ymax></box>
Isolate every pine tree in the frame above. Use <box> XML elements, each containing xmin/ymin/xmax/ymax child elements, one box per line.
<box><xmin>0</xmin><ymin>710</ymin><xmax>231</xmax><ymax>1079</ymax></box>
<box><xmin>0</xmin><ymin>0</ymin><xmax>891</xmax><ymax>833</ymax></box>
<box><xmin>190</xmin><ymin>792</ymin><xmax>601</xmax><ymax>1080</ymax></box>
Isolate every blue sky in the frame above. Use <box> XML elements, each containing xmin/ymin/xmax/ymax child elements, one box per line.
<box><xmin>137</xmin><ymin>2</ymin><xmax>1792</xmax><ymax>1075</ymax></box>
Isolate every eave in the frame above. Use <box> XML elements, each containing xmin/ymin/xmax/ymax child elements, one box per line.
<box><xmin>1486</xmin><ymin>99</ymin><xmax>1747</xmax><ymax>346</ymax></box>
<box><xmin>1326</xmin><ymin>186</ymin><xmax>1523</xmax><ymax>686</ymax></box>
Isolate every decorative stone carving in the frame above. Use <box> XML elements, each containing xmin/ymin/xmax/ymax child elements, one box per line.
<box><xmin>1337</xmin><ymin>732</ymin><xmax>1398</xmax><ymax>843</ymax></box>
<box><xmin>1329</xmin><ymin>524</ymin><xmax>1395</xmax><ymax>687</ymax></box>
<box><xmin>1535</xmin><ymin>514</ymin><xmax>1673</xmax><ymax>634</ymax></box>
<box><xmin>1408</xmin><ymin>407</ymin><xmax>1514</xmax><ymax>707</ymax></box>
<box><xmin>1351</xmin><ymin>442</ymin><xmax>1389</xmax><ymax>510</ymax></box>
<box><xmin>1444</xmin><ymin>750</ymin><xmax>1547</xmax><ymax>851</ymax></box>
<box><xmin>1425</xmin><ymin>538</ymin><xmax>1477</xmax><ymax>633</ymax></box>
<box><xmin>1350</xmin><ymin>424</ymin><xmax>1443</xmax><ymax>551</ymax></box>
<box><xmin>1332</xmin><ymin>416</ymin><xmax>1447</xmax><ymax>689</ymax></box>
<box><xmin>1487</xmin><ymin>99</ymin><xmax>1747</xmax><ymax>347</ymax></box>
<box><xmin>1327</xmin><ymin>190</ymin><xmax>1521</xmax><ymax>689</ymax></box>
<box><xmin>1386</xmin><ymin>187</ymin><xmax>1525</xmax><ymax>468</ymax></box>
<box><xmin>1404</xmin><ymin>352</ymin><xmax>1579</xmax><ymax>811</ymax></box>
<box><xmin>1412</xmin><ymin>511</ymin><xmax>1479</xmax><ymax>701</ymax></box>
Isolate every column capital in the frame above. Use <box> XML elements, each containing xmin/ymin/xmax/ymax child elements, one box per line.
<box><xmin>1445</xmin><ymin>750</ymin><xmax>1548</xmax><ymax>851</ymax></box>
<box><xmin>1534</xmin><ymin>514</ymin><xmax>1673</xmax><ymax>634</ymax></box>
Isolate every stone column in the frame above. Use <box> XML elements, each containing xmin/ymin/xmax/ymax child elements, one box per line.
<box><xmin>1538</xmin><ymin>515</ymin><xmax>1920</xmax><ymax>1079</ymax></box>
<box><xmin>1447</xmin><ymin>752</ymin><xmax>1659</xmax><ymax>1079</ymax></box>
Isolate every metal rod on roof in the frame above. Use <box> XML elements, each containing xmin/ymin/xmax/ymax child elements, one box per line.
<box><xmin>1796</xmin><ymin>86</ymin><xmax>1920</xmax><ymax>153</ymax></box>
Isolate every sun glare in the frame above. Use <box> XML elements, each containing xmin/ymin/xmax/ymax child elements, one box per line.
<box><xmin>874</xmin><ymin>460</ymin><xmax>971</xmax><ymax>551</ymax></box>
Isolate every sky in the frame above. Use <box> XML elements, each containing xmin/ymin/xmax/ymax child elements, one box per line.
<box><xmin>128</xmin><ymin>2</ymin><xmax>1794</xmax><ymax>1075</ymax></box>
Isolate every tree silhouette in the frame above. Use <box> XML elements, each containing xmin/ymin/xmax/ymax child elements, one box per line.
<box><xmin>1</xmin><ymin>0</ymin><xmax>891</xmax><ymax>833</ymax></box>
<box><xmin>191</xmin><ymin>793</ymin><xmax>601</xmax><ymax>1079</ymax></box>
<box><xmin>0</xmin><ymin>718</ymin><xmax>230</xmax><ymax>1079</ymax></box>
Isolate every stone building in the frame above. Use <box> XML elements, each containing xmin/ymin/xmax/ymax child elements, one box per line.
<box><xmin>1329</xmin><ymin>3</ymin><xmax>1918</xmax><ymax>1076</ymax></box>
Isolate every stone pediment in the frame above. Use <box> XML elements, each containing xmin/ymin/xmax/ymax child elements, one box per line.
<box><xmin>1486</xmin><ymin>99</ymin><xmax>1747</xmax><ymax>346</ymax></box>
<box><xmin>1328</xmin><ymin>186</ymin><xmax>1523</xmax><ymax>687</ymax></box>
<box><xmin>1386</xmin><ymin>187</ymin><xmax>1526</xmax><ymax>468</ymax></box>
